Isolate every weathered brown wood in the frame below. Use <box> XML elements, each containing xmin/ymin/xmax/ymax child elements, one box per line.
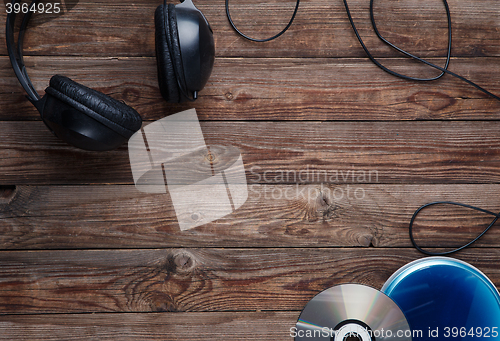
<box><xmin>0</xmin><ymin>184</ymin><xmax>499</xmax><ymax>249</ymax></box>
<box><xmin>0</xmin><ymin>120</ymin><xmax>500</xmax><ymax>185</ymax></box>
<box><xmin>0</xmin><ymin>0</ymin><xmax>499</xmax><ymax>336</ymax></box>
<box><xmin>1</xmin><ymin>56</ymin><xmax>500</xmax><ymax>121</ymax></box>
<box><xmin>0</xmin><ymin>311</ymin><xmax>296</xmax><ymax>340</ymax></box>
<box><xmin>0</xmin><ymin>248</ymin><xmax>498</xmax><ymax>314</ymax></box>
<box><xmin>0</xmin><ymin>0</ymin><xmax>498</xmax><ymax>58</ymax></box>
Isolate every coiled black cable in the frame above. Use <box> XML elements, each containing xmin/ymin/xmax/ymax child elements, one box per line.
<box><xmin>226</xmin><ymin>0</ymin><xmax>500</xmax><ymax>254</ymax></box>
<box><xmin>343</xmin><ymin>1</ymin><xmax>500</xmax><ymax>254</ymax></box>
<box><xmin>409</xmin><ymin>201</ymin><xmax>500</xmax><ymax>255</ymax></box>
<box><xmin>343</xmin><ymin>0</ymin><xmax>500</xmax><ymax>101</ymax></box>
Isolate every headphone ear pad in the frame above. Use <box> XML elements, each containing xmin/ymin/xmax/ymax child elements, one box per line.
<box><xmin>155</xmin><ymin>4</ymin><xmax>183</xmax><ymax>103</ymax></box>
<box><xmin>42</xmin><ymin>75</ymin><xmax>142</xmax><ymax>151</ymax></box>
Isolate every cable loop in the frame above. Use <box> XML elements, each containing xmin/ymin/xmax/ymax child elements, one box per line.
<box><xmin>225</xmin><ymin>0</ymin><xmax>300</xmax><ymax>42</ymax></box>
<box><xmin>409</xmin><ymin>201</ymin><xmax>500</xmax><ymax>255</ymax></box>
<box><xmin>343</xmin><ymin>0</ymin><xmax>500</xmax><ymax>101</ymax></box>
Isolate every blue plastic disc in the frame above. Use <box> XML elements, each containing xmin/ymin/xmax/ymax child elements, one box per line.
<box><xmin>382</xmin><ymin>257</ymin><xmax>500</xmax><ymax>340</ymax></box>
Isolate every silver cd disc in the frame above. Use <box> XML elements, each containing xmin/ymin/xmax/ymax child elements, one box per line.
<box><xmin>294</xmin><ymin>284</ymin><xmax>412</xmax><ymax>341</ymax></box>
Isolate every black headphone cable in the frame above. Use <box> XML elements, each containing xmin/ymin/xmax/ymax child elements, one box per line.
<box><xmin>343</xmin><ymin>0</ymin><xmax>500</xmax><ymax>101</ymax></box>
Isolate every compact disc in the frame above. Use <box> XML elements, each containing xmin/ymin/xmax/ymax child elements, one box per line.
<box><xmin>294</xmin><ymin>284</ymin><xmax>412</xmax><ymax>340</ymax></box>
<box><xmin>382</xmin><ymin>257</ymin><xmax>500</xmax><ymax>340</ymax></box>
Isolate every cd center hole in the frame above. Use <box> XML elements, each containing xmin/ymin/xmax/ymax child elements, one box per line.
<box><xmin>344</xmin><ymin>333</ymin><xmax>362</xmax><ymax>341</ymax></box>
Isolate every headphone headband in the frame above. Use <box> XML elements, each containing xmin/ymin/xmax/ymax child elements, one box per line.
<box><xmin>6</xmin><ymin>0</ymin><xmax>41</xmax><ymax>106</ymax></box>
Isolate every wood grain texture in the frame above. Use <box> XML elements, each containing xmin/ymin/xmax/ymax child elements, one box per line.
<box><xmin>0</xmin><ymin>0</ymin><xmax>499</xmax><ymax>336</ymax></box>
<box><xmin>0</xmin><ymin>248</ymin><xmax>498</xmax><ymax>314</ymax></box>
<box><xmin>0</xmin><ymin>0</ymin><xmax>498</xmax><ymax>58</ymax></box>
<box><xmin>0</xmin><ymin>120</ymin><xmax>499</xmax><ymax>184</ymax></box>
<box><xmin>1</xmin><ymin>56</ymin><xmax>500</xmax><ymax>121</ymax></box>
<box><xmin>0</xmin><ymin>311</ymin><xmax>296</xmax><ymax>340</ymax></box>
<box><xmin>1</xmin><ymin>184</ymin><xmax>499</xmax><ymax>249</ymax></box>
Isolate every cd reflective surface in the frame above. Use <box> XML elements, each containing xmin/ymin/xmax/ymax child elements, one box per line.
<box><xmin>382</xmin><ymin>257</ymin><xmax>500</xmax><ymax>340</ymax></box>
<box><xmin>295</xmin><ymin>283</ymin><xmax>412</xmax><ymax>340</ymax></box>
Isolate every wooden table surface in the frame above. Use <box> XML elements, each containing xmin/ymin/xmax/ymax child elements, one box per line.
<box><xmin>1</xmin><ymin>0</ymin><xmax>500</xmax><ymax>339</ymax></box>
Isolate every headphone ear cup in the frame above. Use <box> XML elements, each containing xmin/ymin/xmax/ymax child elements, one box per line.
<box><xmin>155</xmin><ymin>4</ymin><xmax>186</xmax><ymax>103</ymax></box>
<box><xmin>41</xmin><ymin>75</ymin><xmax>142</xmax><ymax>151</ymax></box>
<box><xmin>167</xmin><ymin>4</ymin><xmax>188</xmax><ymax>98</ymax></box>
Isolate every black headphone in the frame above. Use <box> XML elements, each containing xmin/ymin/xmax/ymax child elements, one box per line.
<box><xmin>155</xmin><ymin>0</ymin><xmax>215</xmax><ymax>103</ymax></box>
<box><xmin>6</xmin><ymin>0</ymin><xmax>215</xmax><ymax>151</ymax></box>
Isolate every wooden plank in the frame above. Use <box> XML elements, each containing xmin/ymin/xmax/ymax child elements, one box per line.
<box><xmin>0</xmin><ymin>120</ymin><xmax>500</xmax><ymax>185</ymax></box>
<box><xmin>0</xmin><ymin>311</ymin><xmax>296</xmax><ymax>340</ymax></box>
<box><xmin>0</xmin><ymin>0</ymin><xmax>498</xmax><ymax>58</ymax></box>
<box><xmin>2</xmin><ymin>1</ymin><xmax>498</xmax><ymax>339</ymax></box>
<box><xmin>1</xmin><ymin>56</ymin><xmax>499</xmax><ymax>122</ymax></box>
<box><xmin>1</xmin><ymin>184</ymin><xmax>499</xmax><ymax>249</ymax></box>
<box><xmin>0</xmin><ymin>248</ymin><xmax>498</xmax><ymax>314</ymax></box>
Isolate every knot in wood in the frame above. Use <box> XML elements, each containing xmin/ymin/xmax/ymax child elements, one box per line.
<box><xmin>0</xmin><ymin>185</ymin><xmax>17</xmax><ymax>205</ymax></box>
<box><xmin>122</xmin><ymin>87</ymin><xmax>140</xmax><ymax>103</ymax></box>
<box><xmin>171</xmin><ymin>250</ymin><xmax>196</xmax><ymax>274</ymax></box>
<box><xmin>205</xmin><ymin>152</ymin><xmax>216</xmax><ymax>163</ymax></box>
